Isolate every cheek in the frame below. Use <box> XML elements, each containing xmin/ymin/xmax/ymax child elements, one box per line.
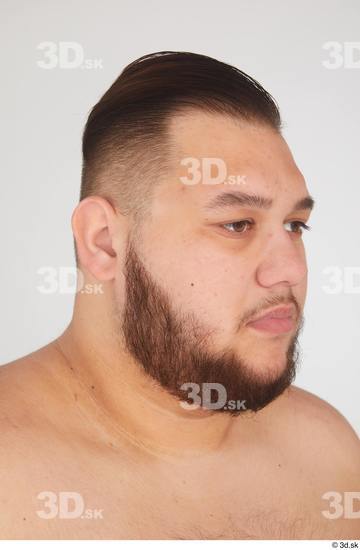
<box><xmin>149</xmin><ymin>244</ymin><xmax>249</xmax><ymax>330</ymax></box>
<box><xmin>113</xmin><ymin>268</ymin><xmax>128</xmax><ymax>313</ymax></box>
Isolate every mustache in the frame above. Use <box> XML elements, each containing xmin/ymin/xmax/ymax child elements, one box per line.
<box><xmin>239</xmin><ymin>294</ymin><xmax>300</xmax><ymax>328</ymax></box>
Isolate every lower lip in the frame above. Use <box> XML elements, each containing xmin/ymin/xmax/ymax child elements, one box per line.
<box><xmin>246</xmin><ymin>316</ymin><xmax>294</xmax><ymax>334</ymax></box>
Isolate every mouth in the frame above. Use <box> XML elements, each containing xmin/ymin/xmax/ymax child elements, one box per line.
<box><xmin>246</xmin><ymin>305</ymin><xmax>296</xmax><ymax>335</ymax></box>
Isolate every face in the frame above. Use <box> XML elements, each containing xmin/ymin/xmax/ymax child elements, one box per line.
<box><xmin>116</xmin><ymin>112</ymin><xmax>312</xmax><ymax>415</ymax></box>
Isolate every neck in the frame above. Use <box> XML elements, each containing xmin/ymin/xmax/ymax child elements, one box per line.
<box><xmin>54</xmin><ymin>315</ymin><xmax>239</xmax><ymax>460</ymax></box>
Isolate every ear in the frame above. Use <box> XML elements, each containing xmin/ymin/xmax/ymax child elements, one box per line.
<box><xmin>71</xmin><ymin>196</ymin><xmax>119</xmax><ymax>281</ymax></box>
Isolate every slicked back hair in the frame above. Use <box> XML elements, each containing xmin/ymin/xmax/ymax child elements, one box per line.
<box><xmin>76</xmin><ymin>51</ymin><xmax>281</xmax><ymax>263</ymax></box>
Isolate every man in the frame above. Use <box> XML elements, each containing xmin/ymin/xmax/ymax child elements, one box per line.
<box><xmin>0</xmin><ymin>51</ymin><xmax>359</xmax><ymax>540</ymax></box>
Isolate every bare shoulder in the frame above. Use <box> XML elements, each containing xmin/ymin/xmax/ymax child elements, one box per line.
<box><xmin>0</xmin><ymin>346</ymin><xmax>60</xmax><ymax>536</ymax></box>
<box><xmin>252</xmin><ymin>385</ymin><xmax>360</xmax><ymax>538</ymax></box>
<box><xmin>0</xmin><ymin>343</ymin><xmax>61</xmax><ymax>423</ymax></box>
<box><xmin>0</xmin><ymin>341</ymin><xmax>80</xmax><ymax>458</ymax></box>
<box><xmin>0</xmin><ymin>344</ymin><xmax>90</xmax><ymax>538</ymax></box>
<box><xmin>277</xmin><ymin>384</ymin><xmax>360</xmax><ymax>474</ymax></box>
<box><xmin>284</xmin><ymin>385</ymin><xmax>359</xmax><ymax>442</ymax></box>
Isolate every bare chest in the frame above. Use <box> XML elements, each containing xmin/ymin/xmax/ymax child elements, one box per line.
<box><xmin>26</xmin><ymin>463</ymin><xmax>329</xmax><ymax>539</ymax></box>
<box><xmin>8</xmin><ymin>436</ymin><xmax>337</xmax><ymax>540</ymax></box>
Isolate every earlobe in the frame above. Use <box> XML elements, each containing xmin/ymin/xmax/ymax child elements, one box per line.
<box><xmin>71</xmin><ymin>196</ymin><xmax>118</xmax><ymax>282</ymax></box>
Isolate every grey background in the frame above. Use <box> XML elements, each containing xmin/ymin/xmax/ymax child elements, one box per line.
<box><xmin>1</xmin><ymin>0</ymin><xmax>359</xmax><ymax>433</ymax></box>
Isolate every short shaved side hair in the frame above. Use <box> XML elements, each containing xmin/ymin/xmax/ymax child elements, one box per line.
<box><xmin>76</xmin><ymin>51</ymin><xmax>281</xmax><ymax>262</ymax></box>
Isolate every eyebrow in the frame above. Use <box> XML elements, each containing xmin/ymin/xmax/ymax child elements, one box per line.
<box><xmin>203</xmin><ymin>190</ymin><xmax>315</xmax><ymax>213</ymax></box>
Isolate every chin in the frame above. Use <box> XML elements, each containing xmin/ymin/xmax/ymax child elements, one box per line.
<box><xmin>245</xmin><ymin>354</ymin><xmax>290</xmax><ymax>378</ymax></box>
<box><xmin>240</xmin><ymin>341</ymin><xmax>289</xmax><ymax>362</ymax></box>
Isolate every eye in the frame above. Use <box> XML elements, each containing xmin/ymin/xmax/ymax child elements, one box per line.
<box><xmin>218</xmin><ymin>219</ymin><xmax>311</xmax><ymax>237</ymax></box>
<box><xmin>284</xmin><ymin>221</ymin><xmax>311</xmax><ymax>235</ymax></box>
<box><xmin>221</xmin><ymin>220</ymin><xmax>254</xmax><ymax>234</ymax></box>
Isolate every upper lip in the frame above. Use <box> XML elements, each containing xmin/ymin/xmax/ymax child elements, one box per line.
<box><xmin>247</xmin><ymin>304</ymin><xmax>296</xmax><ymax>324</ymax></box>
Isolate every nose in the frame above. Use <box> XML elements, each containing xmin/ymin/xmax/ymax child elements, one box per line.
<box><xmin>255</xmin><ymin>230</ymin><xmax>308</xmax><ymax>289</ymax></box>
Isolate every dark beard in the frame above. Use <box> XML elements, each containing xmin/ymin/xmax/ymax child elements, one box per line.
<box><xmin>120</xmin><ymin>238</ymin><xmax>303</xmax><ymax>416</ymax></box>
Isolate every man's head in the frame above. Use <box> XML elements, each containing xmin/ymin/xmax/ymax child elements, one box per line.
<box><xmin>79</xmin><ymin>50</ymin><xmax>282</xmax><ymax>228</ymax></box>
<box><xmin>73</xmin><ymin>51</ymin><xmax>313</xmax><ymax>415</ymax></box>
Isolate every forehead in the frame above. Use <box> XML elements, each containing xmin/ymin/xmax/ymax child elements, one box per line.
<box><xmin>164</xmin><ymin>111</ymin><xmax>308</xmax><ymax>209</ymax></box>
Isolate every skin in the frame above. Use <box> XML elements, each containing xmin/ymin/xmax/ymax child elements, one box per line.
<box><xmin>0</xmin><ymin>112</ymin><xmax>359</xmax><ymax>540</ymax></box>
